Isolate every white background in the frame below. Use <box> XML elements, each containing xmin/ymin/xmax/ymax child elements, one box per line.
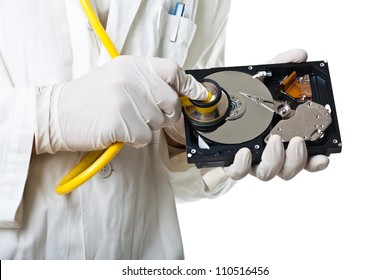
<box><xmin>2</xmin><ymin>1</ymin><xmax>389</xmax><ymax>280</ymax></box>
<box><xmin>177</xmin><ymin>0</ymin><xmax>390</xmax><ymax>279</ymax></box>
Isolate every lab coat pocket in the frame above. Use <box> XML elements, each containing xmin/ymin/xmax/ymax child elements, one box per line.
<box><xmin>0</xmin><ymin>55</ymin><xmax>12</xmax><ymax>86</ymax></box>
<box><xmin>157</xmin><ymin>7</ymin><xmax>197</xmax><ymax>67</ymax></box>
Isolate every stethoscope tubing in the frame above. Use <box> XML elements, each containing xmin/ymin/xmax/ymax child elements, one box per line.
<box><xmin>56</xmin><ymin>0</ymin><xmax>123</xmax><ymax>195</ymax></box>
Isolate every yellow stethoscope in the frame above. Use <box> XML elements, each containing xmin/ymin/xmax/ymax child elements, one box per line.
<box><xmin>56</xmin><ymin>0</ymin><xmax>213</xmax><ymax>195</ymax></box>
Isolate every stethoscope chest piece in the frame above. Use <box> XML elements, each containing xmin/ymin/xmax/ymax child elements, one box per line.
<box><xmin>182</xmin><ymin>78</ymin><xmax>231</xmax><ymax>132</ymax></box>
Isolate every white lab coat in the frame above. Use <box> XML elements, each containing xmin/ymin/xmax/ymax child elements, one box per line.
<box><xmin>0</xmin><ymin>0</ymin><xmax>232</xmax><ymax>259</ymax></box>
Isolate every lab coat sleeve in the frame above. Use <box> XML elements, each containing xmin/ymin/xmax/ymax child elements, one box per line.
<box><xmin>166</xmin><ymin>149</ymin><xmax>237</xmax><ymax>203</ymax></box>
<box><xmin>0</xmin><ymin>64</ymin><xmax>35</xmax><ymax>227</ymax></box>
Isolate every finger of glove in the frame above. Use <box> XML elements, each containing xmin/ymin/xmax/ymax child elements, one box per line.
<box><xmin>109</xmin><ymin>113</ymin><xmax>153</xmax><ymax>148</ymax></box>
<box><xmin>278</xmin><ymin>137</ymin><xmax>308</xmax><ymax>180</ymax></box>
<box><xmin>305</xmin><ymin>155</ymin><xmax>330</xmax><ymax>172</ymax></box>
<box><xmin>93</xmin><ymin>89</ymin><xmax>156</xmax><ymax>147</ymax></box>
<box><xmin>148</xmin><ymin>79</ymin><xmax>182</xmax><ymax>125</ymax></box>
<box><xmin>118</xmin><ymin>56</ymin><xmax>182</xmax><ymax>125</ymax></box>
<box><xmin>111</xmin><ymin>56</ymin><xmax>181</xmax><ymax>126</ymax></box>
<box><xmin>148</xmin><ymin>57</ymin><xmax>208</xmax><ymax>100</ymax></box>
<box><xmin>267</xmin><ymin>49</ymin><xmax>308</xmax><ymax>64</ymax></box>
<box><xmin>101</xmin><ymin>56</ymin><xmax>174</xmax><ymax>129</ymax></box>
<box><xmin>223</xmin><ymin>148</ymin><xmax>252</xmax><ymax>180</ymax></box>
<box><xmin>250</xmin><ymin>135</ymin><xmax>285</xmax><ymax>181</ymax></box>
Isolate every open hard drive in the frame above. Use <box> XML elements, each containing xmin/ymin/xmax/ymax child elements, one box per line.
<box><xmin>183</xmin><ymin>61</ymin><xmax>342</xmax><ymax>168</ymax></box>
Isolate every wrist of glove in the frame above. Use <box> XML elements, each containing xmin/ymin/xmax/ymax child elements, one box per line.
<box><xmin>34</xmin><ymin>56</ymin><xmax>208</xmax><ymax>154</ymax></box>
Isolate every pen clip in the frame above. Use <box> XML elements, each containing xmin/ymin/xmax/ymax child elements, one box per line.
<box><xmin>170</xmin><ymin>2</ymin><xmax>185</xmax><ymax>42</ymax></box>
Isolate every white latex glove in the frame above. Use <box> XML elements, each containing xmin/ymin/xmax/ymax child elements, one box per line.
<box><xmin>34</xmin><ymin>56</ymin><xmax>208</xmax><ymax>154</ymax></box>
<box><xmin>267</xmin><ymin>48</ymin><xmax>308</xmax><ymax>64</ymax></box>
<box><xmin>224</xmin><ymin>49</ymin><xmax>330</xmax><ymax>181</ymax></box>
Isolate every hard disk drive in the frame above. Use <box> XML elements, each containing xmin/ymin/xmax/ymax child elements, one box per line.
<box><xmin>183</xmin><ymin>61</ymin><xmax>342</xmax><ymax>168</ymax></box>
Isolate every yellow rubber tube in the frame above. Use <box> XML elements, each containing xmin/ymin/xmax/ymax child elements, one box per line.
<box><xmin>79</xmin><ymin>0</ymin><xmax>119</xmax><ymax>58</ymax></box>
<box><xmin>56</xmin><ymin>0</ymin><xmax>122</xmax><ymax>195</ymax></box>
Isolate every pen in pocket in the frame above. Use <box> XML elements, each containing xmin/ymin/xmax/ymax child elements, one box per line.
<box><xmin>170</xmin><ymin>2</ymin><xmax>185</xmax><ymax>42</ymax></box>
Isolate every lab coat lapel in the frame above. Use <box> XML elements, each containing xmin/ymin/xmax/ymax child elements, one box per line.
<box><xmin>99</xmin><ymin>0</ymin><xmax>143</xmax><ymax>63</ymax></box>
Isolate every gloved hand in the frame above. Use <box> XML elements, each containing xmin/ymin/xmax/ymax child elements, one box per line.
<box><xmin>224</xmin><ymin>49</ymin><xmax>329</xmax><ymax>181</ymax></box>
<box><xmin>34</xmin><ymin>56</ymin><xmax>208</xmax><ymax>154</ymax></box>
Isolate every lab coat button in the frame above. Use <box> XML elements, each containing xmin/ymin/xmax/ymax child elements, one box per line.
<box><xmin>98</xmin><ymin>163</ymin><xmax>112</xmax><ymax>178</ymax></box>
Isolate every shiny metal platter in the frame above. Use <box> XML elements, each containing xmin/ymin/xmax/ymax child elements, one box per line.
<box><xmin>198</xmin><ymin>71</ymin><xmax>274</xmax><ymax>144</ymax></box>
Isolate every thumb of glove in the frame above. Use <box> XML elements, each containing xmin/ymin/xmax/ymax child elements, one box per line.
<box><xmin>148</xmin><ymin>57</ymin><xmax>208</xmax><ymax>101</ymax></box>
<box><xmin>268</xmin><ymin>49</ymin><xmax>308</xmax><ymax>64</ymax></box>
<box><xmin>305</xmin><ymin>155</ymin><xmax>330</xmax><ymax>172</ymax></box>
